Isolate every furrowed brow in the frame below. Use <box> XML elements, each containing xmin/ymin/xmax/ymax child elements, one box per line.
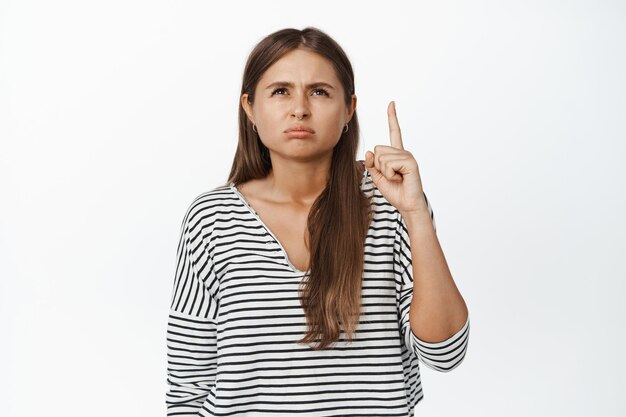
<box><xmin>265</xmin><ymin>81</ymin><xmax>335</xmax><ymax>90</ymax></box>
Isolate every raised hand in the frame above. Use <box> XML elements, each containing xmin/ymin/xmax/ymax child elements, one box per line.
<box><xmin>364</xmin><ymin>101</ymin><xmax>428</xmax><ymax>216</ymax></box>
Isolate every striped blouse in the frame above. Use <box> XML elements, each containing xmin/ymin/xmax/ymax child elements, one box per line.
<box><xmin>166</xmin><ymin>160</ymin><xmax>470</xmax><ymax>416</ymax></box>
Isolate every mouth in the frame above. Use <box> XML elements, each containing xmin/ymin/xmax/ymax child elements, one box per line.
<box><xmin>285</xmin><ymin>130</ymin><xmax>314</xmax><ymax>138</ymax></box>
<box><xmin>285</xmin><ymin>125</ymin><xmax>315</xmax><ymax>134</ymax></box>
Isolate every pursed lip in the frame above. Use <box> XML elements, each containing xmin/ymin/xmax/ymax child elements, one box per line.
<box><xmin>285</xmin><ymin>125</ymin><xmax>315</xmax><ymax>133</ymax></box>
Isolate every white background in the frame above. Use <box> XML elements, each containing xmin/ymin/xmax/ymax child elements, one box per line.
<box><xmin>2</xmin><ymin>0</ymin><xmax>625</xmax><ymax>416</ymax></box>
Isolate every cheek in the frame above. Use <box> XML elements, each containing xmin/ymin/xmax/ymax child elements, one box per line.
<box><xmin>318</xmin><ymin>105</ymin><xmax>345</xmax><ymax>127</ymax></box>
<box><xmin>255</xmin><ymin>108</ymin><xmax>283</xmax><ymax>131</ymax></box>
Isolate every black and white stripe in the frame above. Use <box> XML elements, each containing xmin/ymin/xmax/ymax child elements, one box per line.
<box><xmin>166</xmin><ymin>160</ymin><xmax>470</xmax><ymax>416</ymax></box>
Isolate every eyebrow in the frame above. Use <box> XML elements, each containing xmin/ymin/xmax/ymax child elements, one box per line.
<box><xmin>265</xmin><ymin>81</ymin><xmax>335</xmax><ymax>90</ymax></box>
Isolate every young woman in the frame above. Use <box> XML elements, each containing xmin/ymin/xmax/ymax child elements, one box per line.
<box><xmin>166</xmin><ymin>27</ymin><xmax>470</xmax><ymax>417</ymax></box>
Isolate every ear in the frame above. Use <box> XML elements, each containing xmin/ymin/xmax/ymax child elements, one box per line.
<box><xmin>241</xmin><ymin>93</ymin><xmax>254</xmax><ymax>124</ymax></box>
<box><xmin>346</xmin><ymin>94</ymin><xmax>357</xmax><ymax>123</ymax></box>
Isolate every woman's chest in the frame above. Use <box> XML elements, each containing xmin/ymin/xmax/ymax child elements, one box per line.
<box><xmin>251</xmin><ymin>201</ymin><xmax>311</xmax><ymax>272</ymax></box>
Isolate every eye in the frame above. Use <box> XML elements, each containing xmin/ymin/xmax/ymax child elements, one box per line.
<box><xmin>270</xmin><ymin>88</ymin><xmax>330</xmax><ymax>96</ymax></box>
<box><xmin>313</xmin><ymin>88</ymin><xmax>329</xmax><ymax>96</ymax></box>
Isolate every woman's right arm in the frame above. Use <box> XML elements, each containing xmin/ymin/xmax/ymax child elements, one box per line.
<box><xmin>166</xmin><ymin>202</ymin><xmax>219</xmax><ymax>416</ymax></box>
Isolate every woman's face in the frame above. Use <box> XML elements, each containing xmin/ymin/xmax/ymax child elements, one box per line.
<box><xmin>242</xmin><ymin>48</ymin><xmax>356</xmax><ymax>161</ymax></box>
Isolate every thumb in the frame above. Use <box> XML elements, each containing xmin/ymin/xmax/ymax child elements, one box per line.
<box><xmin>365</xmin><ymin>150</ymin><xmax>374</xmax><ymax>168</ymax></box>
<box><xmin>364</xmin><ymin>150</ymin><xmax>383</xmax><ymax>185</ymax></box>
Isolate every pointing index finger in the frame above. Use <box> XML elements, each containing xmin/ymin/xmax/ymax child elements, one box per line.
<box><xmin>388</xmin><ymin>101</ymin><xmax>404</xmax><ymax>150</ymax></box>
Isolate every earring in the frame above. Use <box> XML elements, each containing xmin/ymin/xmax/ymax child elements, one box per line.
<box><xmin>253</xmin><ymin>123</ymin><xmax>258</xmax><ymax>133</ymax></box>
<box><xmin>343</xmin><ymin>123</ymin><xmax>349</xmax><ymax>133</ymax></box>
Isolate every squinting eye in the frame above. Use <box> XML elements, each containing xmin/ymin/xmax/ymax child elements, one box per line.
<box><xmin>271</xmin><ymin>88</ymin><xmax>330</xmax><ymax>96</ymax></box>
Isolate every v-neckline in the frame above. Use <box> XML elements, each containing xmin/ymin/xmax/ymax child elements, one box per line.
<box><xmin>230</xmin><ymin>183</ymin><xmax>307</xmax><ymax>274</ymax></box>
<box><xmin>229</xmin><ymin>161</ymin><xmax>369</xmax><ymax>275</ymax></box>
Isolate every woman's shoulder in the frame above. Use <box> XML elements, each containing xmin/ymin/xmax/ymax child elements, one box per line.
<box><xmin>179</xmin><ymin>184</ymin><xmax>235</xmax><ymax>230</ymax></box>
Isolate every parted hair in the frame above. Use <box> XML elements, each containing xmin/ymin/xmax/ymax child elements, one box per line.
<box><xmin>226</xmin><ymin>27</ymin><xmax>373</xmax><ymax>350</ymax></box>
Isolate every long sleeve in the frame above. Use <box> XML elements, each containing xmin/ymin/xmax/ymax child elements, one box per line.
<box><xmin>394</xmin><ymin>192</ymin><xmax>470</xmax><ymax>372</ymax></box>
<box><xmin>166</xmin><ymin>203</ymin><xmax>219</xmax><ymax>416</ymax></box>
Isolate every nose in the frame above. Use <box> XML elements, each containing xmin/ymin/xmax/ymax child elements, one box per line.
<box><xmin>291</xmin><ymin>90</ymin><xmax>310</xmax><ymax>120</ymax></box>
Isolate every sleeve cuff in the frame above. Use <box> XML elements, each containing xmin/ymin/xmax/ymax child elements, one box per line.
<box><xmin>409</xmin><ymin>315</ymin><xmax>470</xmax><ymax>372</ymax></box>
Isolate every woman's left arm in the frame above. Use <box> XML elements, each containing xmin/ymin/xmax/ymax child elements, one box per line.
<box><xmin>403</xmin><ymin>205</ymin><xmax>469</xmax><ymax>343</ymax></box>
<box><xmin>364</xmin><ymin>100</ymin><xmax>469</xmax><ymax>344</ymax></box>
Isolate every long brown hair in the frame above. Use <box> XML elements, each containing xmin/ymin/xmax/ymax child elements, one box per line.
<box><xmin>225</xmin><ymin>27</ymin><xmax>373</xmax><ymax>350</ymax></box>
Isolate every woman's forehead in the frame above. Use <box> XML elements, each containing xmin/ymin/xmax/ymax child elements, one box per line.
<box><xmin>260</xmin><ymin>50</ymin><xmax>339</xmax><ymax>84</ymax></box>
